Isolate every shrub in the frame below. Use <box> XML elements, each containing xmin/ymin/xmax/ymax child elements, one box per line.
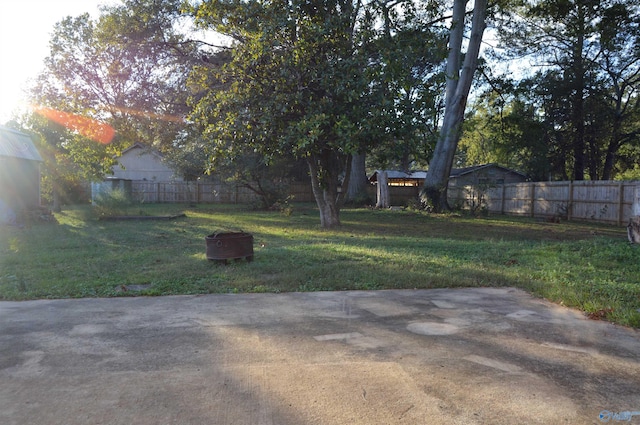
<box><xmin>92</xmin><ymin>188</ymin><xmax>139</xmax><ymax>217</ymax></box>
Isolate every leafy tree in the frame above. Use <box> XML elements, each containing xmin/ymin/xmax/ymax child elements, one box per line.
<box><xmin>10</xmin><ymin>114</ymin><xmax>110</xmax><ymax>210</ymax></box>
<box><xmin>217</xmin><ymin>154</ymin><xmax>304</xmax><ymax>210</ymax></box>
<box><xmin>27</xmin><ymin>0</ymin><xmax>197</xmax><ymax>182</ymax></box>
<box><xmin>346</xmin><ymin>0</ymin><xmax>448</xmax><ymax>205</ymax></box>
<box><xmin>590</xmin><ymin>3</ymin><xmax>640</xmax><ymax>179</ymax></box>
<box><xmin>188</xmin><ymin>0</ymin><xmax>381</xmax><ymax>227</ymax></box>
<box><xmin>496</xmin><ymin>0</ymin><xmax>640</xmax><ymax>180</ymax></box>
<box><xmin>457</xmin><ymin>82</ymin><xmax>550</xmax><ymax>181</ymax></box>
<box><xmin>367</xmin><ymin>0</ymin><xmax>448</xmax><ymax>173</ymax></box>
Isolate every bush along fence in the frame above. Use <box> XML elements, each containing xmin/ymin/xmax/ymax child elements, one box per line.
<box><xmin>449</xmin><ymin>180</ymin><xmax>640</xmax><ymax>225</ymax></box>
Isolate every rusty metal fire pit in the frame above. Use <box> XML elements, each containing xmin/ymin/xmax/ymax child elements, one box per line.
<box><xmin>205</xmin><ymin>232</ymin><xmax>254</xmax><ymax>263</ymax></box>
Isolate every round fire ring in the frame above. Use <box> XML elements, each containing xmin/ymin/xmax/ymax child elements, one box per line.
<box><xmin>205</xmin><ymin>232</ymin><xmax>254</xmax><ymax>264</ymax></box>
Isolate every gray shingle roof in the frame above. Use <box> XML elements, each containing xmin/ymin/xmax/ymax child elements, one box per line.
<box><xmin>0</xmin><ymin>126</ymin><xmax>43</xmax><ymax>161</ymax></box>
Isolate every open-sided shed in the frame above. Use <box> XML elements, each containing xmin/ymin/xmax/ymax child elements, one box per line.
<box><xmin>0</xmin><ymin>126</ymin><xmax>43</xmax><ymax>217</ymax></box>
<box><xmin>368</xmin><ymin>170</ymin><xmax>427</xmax><ymax>187</ymax></box>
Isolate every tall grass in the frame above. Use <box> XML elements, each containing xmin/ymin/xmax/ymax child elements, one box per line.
<box><xmin>1</xmin><ymin>204</ymin><xmax>639</xmax><ymax>327</ymax></box>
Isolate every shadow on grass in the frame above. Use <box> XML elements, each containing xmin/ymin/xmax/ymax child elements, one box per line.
<box><xmin>1</xmin><ymin>204</ymin><xmax>638</xmax><ymax>327</ymax></box>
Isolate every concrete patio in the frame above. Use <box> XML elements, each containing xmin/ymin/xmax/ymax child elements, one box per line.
<box><xmin>1</xmin><ymin>288</ymin><xmax>639</xmax><ymax>424</ymax></box>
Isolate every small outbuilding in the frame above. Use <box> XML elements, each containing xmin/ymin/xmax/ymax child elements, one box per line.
<box><xmin>369</xmin><ymin>164</ymin><xmax>527</xmax><ymax>188</ymax></box>
<box><xmin>368</xmin><ymin>170</ymin><xmax>427</xmax><ymax>187</ymax></box>
<box><xmin>368</xmin><ymin>164</ymin><xmax>528</xmax><ymax>207</ymax></box>
<box><xmin>0</xmin><ymin>126</ymin><xmax>43</xmax><ymax>222</ymax></box>
<box><xmin>112</xmin><ymin>143</ymin><xmax>183</xmax><ymax>182</ymax></box>
<box><xmin>448</xmin><ymin>163</ymin><xmax>528</xmax><ymax>187</ymax></box>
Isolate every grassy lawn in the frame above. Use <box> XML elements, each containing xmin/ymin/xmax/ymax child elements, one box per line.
<box><xmin>1</xmin><ymin>203</ymin><xmax>639</xmax><ymax>327</ymax></box>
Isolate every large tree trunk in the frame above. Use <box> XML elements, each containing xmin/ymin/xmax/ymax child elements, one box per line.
<box><xmin>602</xmin><ymin>138</ymin><xmax>619</xmax><ymax>181</ymax></box>
<box><xmin>52</xmin><ymin>186</ymin><xmax>62</xmax><ymax>213</ymax></box>
<box><xmin>601</xmin><ymin>106</ymin><xmax>624</xmax><ymax>180</ymax></box>
<box><xmin>631</xmin><ymin>186</ymin><xmax>640</xmax><ymax>243</ymax></box>
<box><xmin>307</xmin><ymin>150</ymin><xmax>342</xmax><ymax>228</ymax></box>
<box><xmin>421</xmin><ymin>0</ymin><xmax>488</xmax><ymax>212</ymax></box>
<box><xmin>345</xmin><ymin>152</ymin><xmax>370</xmax><ymax>205</ymax></box>
<box><xmin>376</xmin><ymin>171</ymin><xmax>390</xmax><ymax>208</ymax></box>
<box><xmin>628</xmin><ymin>217</ymin><xmax>640</xmax><ymax>244</ymax></box>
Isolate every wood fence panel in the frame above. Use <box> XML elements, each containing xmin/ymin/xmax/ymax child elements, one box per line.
<box><xmin>132</xmin><ymin>182</ymin><xmax>159</xmax><ymax>203</ymax></box>
<box><xmin>475</xmin><ymin>180</ymin><xmax>639</xmax><ymax>225</ymax></box>
<box><xmin>288</xmin><ymin>182</ymin><xmax>315</xmax><ymax>202</ymax></box>
<box><xmin>388</xmin><ymin>186</ymin><xmax>420</xmax><ymax>205</ymax></box>
<box><xmin>128</xmin><ymin>179</ymin><xmax>639</xmax><ymax>226</ymax></box>
<box><xmin>532</xmin><ymin>182</ymin><xmax>569</xmax><ymax>217</ymax></box>
<box><xmin>498</xmin><ymin>184</ymin><xmax>531</xmax><ymax>216</ymax></box>
<box><xmin>626</xmin><ymin>185</ymin><xmax>640</xmax><ymax>218</ymax></box>
<box><xmin>483</xmin><ymin>186</ymin><xmax>502</xmax><ymax>212</ymax></box>
<box><xmin>131</xmin><ymin>181</ymin><xmax>260</xmax><ymax>204</ymax></box>
<box><xmin>570</xmin><ymin>181</ymin><xmax>620</xmax><ymax>223</ymax></box>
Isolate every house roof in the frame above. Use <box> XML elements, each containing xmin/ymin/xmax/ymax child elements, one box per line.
<box><xmin>0</xmin><ymin>126</ymin><xmax>43</xmax><ymax>161</ymax></box>
<box><xmin>450</xmin><ymin>163</ymin><xmax>527</xmax><ymax>178</ymax></box>
<box><xmin>369</xmin><ymin>164</ymin><xmax>527</xmax><ymax>183</ymax></box>
<box><xmin>368</xmin><ymin>170</ymin><xmax>427</xmax><ymax>182</ymax></box>
<box><xmin>116</xmin><ymin>142</ymin><xmax>168</xmax><ymax>163</ymax></box>
<box><xmin>120</xmin><ymin>142</ymin><xmax>158</xmax><ymax>156</ymax></box>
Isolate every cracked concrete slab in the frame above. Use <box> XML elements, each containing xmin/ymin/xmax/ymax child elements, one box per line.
<box><xmin>1</xmin><ymin>288</ymin><xmax>639</xmax><ymax>424</ymax></box>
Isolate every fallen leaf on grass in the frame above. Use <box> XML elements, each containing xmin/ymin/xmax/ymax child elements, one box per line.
<box><xmin>587</xmin><ymin>308</ymin><xmax>614</xmax><ymax>320</ymax></box>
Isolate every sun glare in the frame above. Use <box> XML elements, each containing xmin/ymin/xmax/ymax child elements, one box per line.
<box><xmin>33</xmin><ymin>106</ymin><xmax>116</xmax><ymax>145</ymax></box>
<box><xmin>0</xmin><ymin>63</ymin><xmax>26</xmax><ymax>123</ymax></box>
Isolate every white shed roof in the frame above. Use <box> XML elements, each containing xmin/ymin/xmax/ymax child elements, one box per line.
<box><xmin>0</xmin><ymin>126</ymin><xmax>43</xmax><ymax>161</ymax></box>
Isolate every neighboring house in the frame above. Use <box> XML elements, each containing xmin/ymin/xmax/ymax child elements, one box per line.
<box><xmin>370</xmin><ymin>164</ymin><xmax>526</xmax><ymax>189</ymax></box>
<box><xmin>0</xmin><ymin>126</ymin><xmax>43</xmax><ymax>221</ymax></box>
<box><xmin>368</xmin><ymin>164</ymin><xmax>527</xmax><ymax>206</ymax></box>
<box><xmin>448</xmin><ymin>164</ymin><xmax>528</xmax><ymax>187</ymax></box>
<box><xmin>447</xmin><ymin>164</ymin><xmax>528</xmax><ymax>209</ymax></box>
<box><xmin>112</xmin><ymin>143</ymin><xmax>183</xmax><ymax>181</ymax></box>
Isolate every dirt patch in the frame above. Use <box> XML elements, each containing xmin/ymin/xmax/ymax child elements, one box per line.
<box><xmin>114</xmin><ymin>284</ymin><xmax>153</xmax><ymax>293</ymax></box>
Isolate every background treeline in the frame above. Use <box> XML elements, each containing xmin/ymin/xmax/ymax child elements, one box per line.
<box><xmin>4</xmin><ymin>0</ymin><xmax>638</xmax><ymax>224</ymax></box>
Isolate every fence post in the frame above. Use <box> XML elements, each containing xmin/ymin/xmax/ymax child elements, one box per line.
<box><xmin>628</xmin><ymin>185</ymin><xmax>640</xmax><ymax>243</ymax></box>
<box><xmin>634</xmin><ymin>184</ymin><xmax>640</xmax><ymax>217</ymax></box>
<box><xmin>617</xmin><ymin>182</ymin><xmax>624</xmax><ymax>225</ymax></box>
<box><xmin>567</xmin><ymin>181</ymin><xmax>573</xmax><ymax>221</ymax></box>
<box><xmin>529</xmin><ymin>183</ymin><xmax>535</xmax><ymax>217</ymax></box>
<box><xmin>500</xmin><ymin>184</ymin><xmax>506</xmax><ymax>215</ymax></box>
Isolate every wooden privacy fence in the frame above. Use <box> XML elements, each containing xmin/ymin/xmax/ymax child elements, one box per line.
<box><xmin>449</xmin><ymin>180</ymin><xmax>640</xmax><ymax>225</ymax></box>
<box><xmin>130</xmin><ymin>181</ymin><xmax>316</xmax><ymax>204</ymax></box>
<box><xmin>129</xmin><ymin>179</ymin><xmax>639</xmax><ymax>225</ymax></box>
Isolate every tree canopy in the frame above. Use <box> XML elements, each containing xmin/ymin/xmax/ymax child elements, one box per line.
<box><xmin>25</xmin><ymin>0</ymin><xmax>198</xmax><ymax>184</ymax></box>
<box><xmin>188</xmin><ymin>0</ymin><xmax>443</xmax><ymax>226</ymax></box>
<box><xmin>465</xmin><ymin>0</ymin><xmax>640</xmax><ymax>181</ymax></box>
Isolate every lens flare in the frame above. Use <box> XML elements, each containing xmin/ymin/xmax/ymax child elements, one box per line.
<box><xmin>113</xmin><ymin>106</ymin><xmax>184</xmax><ymax>123</ymax></box>
<box><xmin>32</xmin><ymin>106</ymin><xmax>116</xmax><ymax>144</ymax></box>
